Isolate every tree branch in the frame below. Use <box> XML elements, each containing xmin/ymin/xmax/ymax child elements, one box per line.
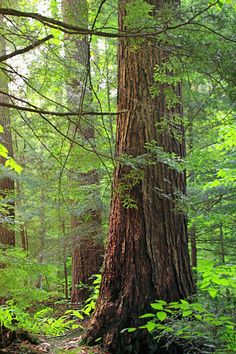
<box><xmin>0</xmin><ymin>101</ymin><xmax>126</xmax><ymax>116</ymax></box>
<box><xmin>0</xmin><ymin>35</ymin><xmax>53</xmax><ymax>62</ymax></box>
<box><xmin>0</xmin><ymin>2</ymin><xmax>220</xmax><ymax>39</ymax></box>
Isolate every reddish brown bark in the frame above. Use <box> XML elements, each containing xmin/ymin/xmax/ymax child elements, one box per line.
<box><xmin>84</xmin><ymin>0</ymin><xmax>194</xmax><ymax>352</ymax></box>
<box><xmin>62</xmin><ymin>0</ymin><xmax>104</xmax><ymax>304</ymax></box>
<box><xmin>0</xmin><ymin>13</ymin><xmax>15</xmax><ymax>247</ymax></box>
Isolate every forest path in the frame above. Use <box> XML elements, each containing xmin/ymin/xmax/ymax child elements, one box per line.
<box><xmin>0</xmin><ymin>329</ymin><xmax>107</xmax><ymax>354</ymax></box>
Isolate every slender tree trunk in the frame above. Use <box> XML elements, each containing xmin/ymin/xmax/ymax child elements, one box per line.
<box><xmin>84</xmin><ymin>0</ymin><xmax>194</xmax><ymax>352</ymax></box>
<box><xmin>0</xmin><ymin>13</ymin><xmax>15</xmax><ymax>247</ymax></box>
<box><xmin>62</xmin><ymin>0</ymin><xmax>104</xmax><ymax>305</ymax></box>
<box><xmin>188</xmin><ymin>120</ymin><xmax>197</xmax><ymax>269</ymax></box>
<box><xmin>219</xmin><ymin>222</ymin><xmax>225</xmax><ymax>264</ymax></box>
<box><xmin>61</xmin><ymin>220</ymin><xmax>69</xmax><ymax>301</ymax></box>
<box><xmin>20</xmin><ymin>224</ymin><xmax>28</xmax><ymax>251</ymax></box>
<box><xmin>36</xmin><ymin>187</ymin><xmax>46</xmax><ymax>289</ymax></box>
<box><xmin>190</xmin><ymin>226</ymin><xmax>197</xmax><ymax>268</ymax></box>
<box><xmin>16</xmin><ymin>178</ymin><xmax>28</xmax><ymax>251</ymax></box>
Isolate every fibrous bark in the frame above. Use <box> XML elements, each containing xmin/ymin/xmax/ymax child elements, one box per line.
<box><xmin>84</xmin><ymin>0</ymin><xmax>194</xmax><ymax>352</ymax></box>
<box><xmin>0</xmin><ymin>13</ymin><xmax>15</xmax><ymax>247</ymax></box>
<box><xmin>62</xmin><ymin>0</ymin><xmax>104</xmax><ymax>304</ymax></box>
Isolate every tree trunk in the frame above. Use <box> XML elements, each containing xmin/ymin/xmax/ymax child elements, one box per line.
<box><xmin>61</xmin><ymin>0</ymin><xmax>104</xmax><ymax>305</ymax></box>
<box><xmin>188</xmin><ymin>100</ymin><xmax>197</xmax><ymax>273</ymax></box>
<box><xmin>219</xmin><ymin>222</ymin><xmax>225</xmax><ymax>264</ymax></box>
<box><xmin>20</xmin><ymin>224</ymin><xmax>28</xmax><ymax>251</ymax></box>
<box><xmin>0</xmin><ymin>12</ymin><xmax>15</xmax><ymax>247</ymax></box>
<box><xmin>36</xmin><ymin>187</ymin><xmax>46</xmax><ymax>289</ymax></box>
<box><xmin>84</xmin><ymin>0</ymin><xmax>194</xmax><ymax>352</ymax></box>
<box><xmin>190</xmin><ymin>226</ymin><xmax>197</xmax><ymax>268</ymax></box>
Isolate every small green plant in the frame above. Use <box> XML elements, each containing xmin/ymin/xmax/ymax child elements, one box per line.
<box><xmin>0</xmin><ymin>124</ymin><xmax>23</xmax><ymax>173</ymax></box>
<box><xmin>124</xmin><ymin>261</ymin><xmax>236</xmax><ymax>353</ymax></box>
<box><xmin>197</xmin><ymin>260</ymin><xmax>236</xmax><ymax>301</ymax></box>
<box><xmin>0</xmin><ymin>273</ymin><xmax>102</xmax><ymax>339</ymax></box>
<box><xmin>0</xmin><ymin>301</ymin><xmax>36</xmax><ymax>333</ymax></box>
<box><xmin>0</xmin><ymin>303</ymin><xmax>83</xmax><ymax>337</ymax></box>
<box><xmin>0</xmin><ymin>247</ymin><xmax>59</xmax><ymax>308</ymax></box>
<box><xmin>123</xmin><ymin>299</ymin><xmax>235</xmax><ymax>353</ymax></box>
<box><xmin>38</xmin><ymin>314</ymin><xmax>80</xmax><ymax>336</ymax></box>
<box><xmin>116</xmin><ymin>167</ymin><xmax>144</xmax><ymax>209</ymax></box>
<box><xmin>81</xmin><ymin>273</ymin><xmax>101</xmax><ymax>316</ymax></box>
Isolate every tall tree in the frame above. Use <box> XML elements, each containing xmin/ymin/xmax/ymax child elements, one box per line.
<box><xmin>61</xmin><ymin>0</ymin><xmax>104</xmax><ymax>304</ymax></box>
<box><xmin>0</xmin><ymin>12</ymin><xmax>15</xmax><ymax>247</ymax></box>
<box><xmin>84</xmin><ymin>0</ymin><xmax>194</xmax><ymax>352</ymax></box>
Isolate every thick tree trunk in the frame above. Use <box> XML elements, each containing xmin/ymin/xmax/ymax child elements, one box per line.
<box><xmin>62</xmin><ymin>0</ymin><xmax>104</xmax><ymax>304</ymax></box>
<box><xmin>70</xmin><ymin>205</ymin><xmax>104</xmax><ymax>304</ymax></box>
<box><xmin>0</xmin><ymin>13</ymin><xmax>15</xmax><ymax>247</ymax></box>
<box><xmin>84</xmin><ymin>0</ymin><xmax>194</xmax><ymax>352</ymax></box>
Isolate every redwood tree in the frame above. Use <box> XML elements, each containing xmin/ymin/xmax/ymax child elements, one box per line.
<box><xmin>61</xmin><ymin>0</ymin><xmax>104</xmax><ymax>304</ymax></box>
<box><xmin>0</xmin><ymin>12</ymin><xmax>15</xmax><ymax>247</ymax></box>
<box><xmin>84</xmin><ymin>0</ymin><xmax>194</xmax><ymax>352</ymax></box>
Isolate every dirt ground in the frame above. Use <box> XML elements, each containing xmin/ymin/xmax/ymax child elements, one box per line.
<box><xmin>0</xmin><ymin>330</ymin><xmax>109</xmax><ymax>354</ymax></box>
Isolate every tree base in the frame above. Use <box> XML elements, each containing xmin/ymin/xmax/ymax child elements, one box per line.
<box><xmin>83</xmin><ymin>319</ymin><xmax>185</xmax><ymax>354</ymax></box>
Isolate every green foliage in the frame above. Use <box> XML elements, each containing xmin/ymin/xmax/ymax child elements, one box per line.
<box><xmin>81</xmin><ymin>274</ymin><xmax>101</xmax><ymax>316</ymax></box>
<box><xmin>0</xmin><ymin>303</ymin><xmax>82</xmax><ymax>336</ymax></box>
<box><xmin>130</xmin><ymin>262</ymin><xmax>236</xmax><ymax>353</ymax></box>
<box><xmin>0</xmin><ymin>143</ymin><xmax>8</xmax><ymax>159</ymax></box>
<box><xmin>0</xmin><ymin>247</ymin><xmax>57</xmax><ymax>308</ymax></box>
<box><xmin>124</xmin><ymin>0</ymin><xmax>155</xmax><ymax>30</ymax></box>
<box><xmin>0</xmin><ymin>273</ymin><xmax>102</xmax><ymax>338</ymax></box>
<box><xmin>151</xmin><ymin>62</ymin><xmax>182</xmax><ymax>110</ymax></box>
<box><xmin>0</xmin><ymin>125</ymin><xmax>22</xmax><ymax>173</ymax></box>
<box><xmin>5</xmin><ymin>157</ymin><xmax>23</xmax><ymax>174</ymax></box>
<box><xmin>116</xmin><ymin>166</ymin><xmax>144</xmax><ymax>209</ymax></box>
<box><xmin>36</xmin><ymin>312</ymin><xmax>81</xmax><ymax>336</ymax></box>
<box><xmin>0</xmin><ymin>302</ymin><xmax>35</xmax><ymax>333</ymax></box>
<box><xmin>198</xmin><ymin>260</ymin><xmax>236</xmax><ymax>300</ymax></box>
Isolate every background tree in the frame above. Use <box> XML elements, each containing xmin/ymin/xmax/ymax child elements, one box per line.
<box><xmin>61</xmin><ymin>0</ymin><xmax>104</xmax><ymax>304</ymax></box>
<box><xmin>0</xmin><ymin>10</ymin><xmax>15</xmax><ymax>247</ymax></box>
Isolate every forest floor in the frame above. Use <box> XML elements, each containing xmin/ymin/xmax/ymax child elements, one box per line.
<box><xmin>0</xmin><ymin>329</ymin><xmax>109</xmax><ymax>354</ymax></box>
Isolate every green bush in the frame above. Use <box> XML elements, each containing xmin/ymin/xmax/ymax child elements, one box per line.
<box><xmin>125</xmin><ymin>261</ymin><xmax>236</xmax><ymax>353</ymax></box>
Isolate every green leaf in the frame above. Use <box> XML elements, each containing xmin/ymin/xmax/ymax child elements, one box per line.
<box><xmin>218</xmin><ymin>0</ymin><xmax>224</xmax><ymax>8</ymax></box>
<box><xmin>156</xmin><ymin>300</ymin><xmax>167</xmax><ymax>306</ymax></box>
<box><xmin>5</xmin><ymin>157</ymin><xmax>23</xmax><ymax>173</ymax></box>
<box><xmin>156</xmin><ymin>312</ymin><xmax>167</xmax><ymax>321</ymax></box>
<box><xmin>151</xmin><ymin>303</ymin><xmax>163</xmax><ymax>310</ymax></box>
<box><xmin>212</xmin><ymin>278</ymin><xmax>229</xmax><ymax>287</ymax></box>
<box><xmin>95</xmin><ymin>337</ymin><xmax>102</xmax><ymax>342</ymax></box>
<box><xmin>145</xmin><ymin>321</ymin><xmax>155</xmax><ymax>332</ymax></box>
<box><xmin>180</xmin><ymin>300</ymin><xmax>189</xmax><ymax>305</ymax></box>
<box><xmin>199</xmin><ymin>280</ymin><xmax>210</xmax><ymax>289</ymax></box>
<box><xmin>0</xmin><ymin>143</ymin><xmax>8</xmax><ymax>158</ymax></box>
<box><xmin>71</xmin><ymin>324</ymin><xmax>79</xmax><ymax>330</ymax></box>
<box><xmin>139</xmin><ymin>313</ymin><xmax>155</xmax><ymax>318</ymax></box>
<box><xmin>182</xmin><ymin>310</ymin><xmax>193</xmax><ymax>317</ymax></box>
<box><xmin>121</xmin><ymin>327</ymin><xmax>136</xmax><ymax>334</ymax></box>
<box><xmin>208</xmin><ymin>288</ymin><xmax>217</xmax><ymax>299</ymax></box>
<box><xmin>127</xmin><ymin>327</ymin><xmax>136</xmax><ymax>333</ymax></box>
